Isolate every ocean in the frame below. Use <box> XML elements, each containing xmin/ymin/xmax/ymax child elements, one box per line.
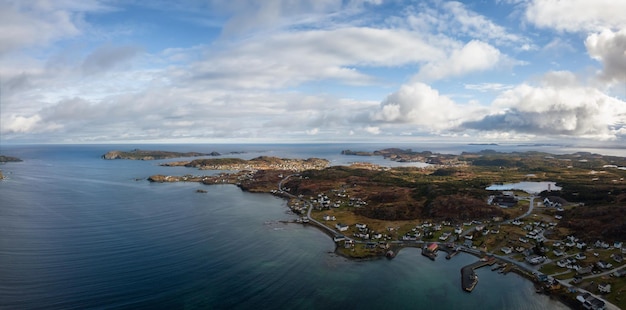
<box><xmin>0</xmin><ymin>143</ymin><xmax>597</xmax><ymax>309</ymax></box>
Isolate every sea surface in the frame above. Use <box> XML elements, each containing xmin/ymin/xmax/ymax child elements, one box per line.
<box><xmin>2</xmin><ymin>143</ymin><xmax>616</xmax><ymax>309</ymax></box>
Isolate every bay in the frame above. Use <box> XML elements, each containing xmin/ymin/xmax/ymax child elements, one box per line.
<box><xmin>0</xmin><ymin>144</ymin><xmax>572</xmax><ymax>309</ymax></box>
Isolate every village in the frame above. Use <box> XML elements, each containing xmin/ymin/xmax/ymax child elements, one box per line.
<box><xmin>280</xmin><ymin>183</ymin><xmax>625</xmax><ymax>310</ymax></box>
<box><xmin>146</xmin><ymin>148</ymin><xmax>626</xmax><ymax>310</ymax></box>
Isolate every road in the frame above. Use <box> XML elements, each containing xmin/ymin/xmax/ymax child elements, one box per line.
<box><xmin>278</xmin><ymin>174</ymin><xmax>338</xmax><ymax>237</ymax></box>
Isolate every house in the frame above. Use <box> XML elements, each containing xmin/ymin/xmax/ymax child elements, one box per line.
<box><xmin>501</xmin><ymin>247</ymin><xmax>512</xmax><ymax>254</ymax></box>
<box><xmin>576</xmin><ymin>242</ymin><xmax>587</xmax><ymax>250</ymax></box>
<box><xmin>525</xmin><ymin>255</ymin><xmax>545</xmax><ymax>265</ymax></box>
<box><xmin>612</xmin><ymin>269</ymin><xmax>626</xmax><ymax>277</ymax></box>
<box><xmin>611</xmin><ymin>253</ymin><xmax>624</xmax><ymax>263</ymax></box>
<box><xmin>454</xmin><ymin>226</ymin><xmax>463</xmax><ymax>234</ymax></box>
<box><xmin>322</xmin><ymin>214</ymin><xmax>336</xmax><ymax>221</ymax></box>
<box><xmin>355</xmin><ymin>223</ymin><xmax>367</xmax><ymax>229</ymax></box>
<box><xmin>439</xmin><ymin>232</ymin><xmax>451</xmax><ymax>241</ymax></box>
<box><xmin>614</xmin><ymin>241</ymin><xmax>623</xmax><ymax>249</ymax></box>
<box><xmin>427</xmin><ymin>243</ymin><xmax>438</xmax><ymax>252</ymax></box>
<box><xmin>333</xmin><ymin>235</ymin><xmax>346</xmax><ymax>242</ymax></box>
<box><xmin>575</xmin><ymin>253</ymin><xmax>587</xmax><ymax>260</ymax></box>
<box><xmin>490</xmin><ymin>194</ymin><xmax>518</xmax><ymax>208</ymax></box>
<box><xmin>577</xmin><ymin>293</ymin><xmax>606</xmax><ymax>310</ymax></box>
<box><xmin>595</xmin><ymin>240</ymin><xmax>610</xmax><ymax>249</ymax></box>
<box><xmin>577</xmin><ymin>266</ymin><xmax>593</xmax><ymax>275</ymax></box>
<box><xmin>598</xmin><ymin>283</ymin><xmax>611</xmax><ymax>294</ymax></box>
<box><xmin>335</xmin><ymin>223</ymin><xmax>349</xmax><ymax>232</ymax></box>
<box><xmin>553</xmin><ymin>249</ymin><xmax>565</xmax><ymax>257</ymax></box>
<box><xmin>597</xmin><ymin>260</ymin><xmax>613</xmax><ymax>269</ymax></box>
<box><xmin>543</xmin><ymin>197</ymin><xmax>567</xmax><ymax>208</ymax></box>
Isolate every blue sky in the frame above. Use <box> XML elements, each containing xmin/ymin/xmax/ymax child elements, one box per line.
<box><xmin>1</xmin><ymin>0</ymin><xmax>625</xmax><ymax>144</ymax></box>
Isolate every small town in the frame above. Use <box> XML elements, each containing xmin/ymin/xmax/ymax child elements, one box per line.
<box><xmin>148</xmin><ymin>148</ymin><xmax>626</xmax><ymax>310</ymax></box>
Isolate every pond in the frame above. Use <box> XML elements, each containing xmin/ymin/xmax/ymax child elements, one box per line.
<box><xmin>486</xmin><ymin>181</ymin><xmax>561</xmax><ymax>194</ymax></box>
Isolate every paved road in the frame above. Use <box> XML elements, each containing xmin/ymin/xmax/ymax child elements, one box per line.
<box><xmin>517</xmin><ymin>195</ymin><xmax>536</xmax><ymax>220</ymax></box>
<box><xmin>278</xmin><ymin>174</ymin><xmax>338</xmax><ymax>236</ymax></box>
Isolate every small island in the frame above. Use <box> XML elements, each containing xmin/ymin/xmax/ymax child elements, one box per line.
<box><xmin>143</xmin><ymin>148</ymin><xmax>626</xmax><ymax>309</ymax></box>
<box><xmin>0</xmin><ymin>155</ymin><xmax>22</xmax><ymax>163</ymax></box>
<box><xmin>0</xmin><ymin>155</ymin><xmax>22</xmax><ymax>180</ymax></box>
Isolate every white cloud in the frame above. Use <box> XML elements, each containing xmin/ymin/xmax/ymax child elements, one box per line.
<box><xmin>371</xmin><ymin>82</ymin><xmax>483</xmax><ymax>130</ymax></box>
<box><xmin>414</xmin><ymin>40</ymin><xmax>504</xmax><ymax>81</ymax></box>
<box><xmin>585</xmin><ymin>28</ymin><xmax>626</xmax><ymax>83</ymax></box>
<box><xmin>5</xmin><ymin>115</ymin><xmax>42</xmax><ymax>133</ymax></box>
<box><xmin>364</xmin><ymin>126</ymin><xmax>381</xmax><ymax>135</ymax></box>
<box><xmin>182</xmin><ymin>27</ymin><xmax>445</xmax><ymax>89</ymax></box>
<box><xmin>443</xmin><ymin>1</ymin><xmax>531</xmax><ymax>48</ymax></box>
<box><xmin>464</xmin><ymin>83</ymin><xmax>514</xmax><ymax>92</ymax></box>
<box><xmin>525</xmin><ymin>0</ymin><xmax>626</xmax><ymax>32</ymax></box>
<box><xmin>404</xmin><ymin>1</ymin><xmax>533</xmax><ymax>49</ymax></box>
<box><xmin>462</xmin><ymin>72</ymin><xmax>626</xmax><ymax>139</ymax></box>
<box><xmin>0</xmin><ymin>0</ymin><xmax>110</xmax><ymax>56</ymax></box>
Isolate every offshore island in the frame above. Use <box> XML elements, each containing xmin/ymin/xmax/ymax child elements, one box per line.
<box><xmin>0</xmin><ymin>155</ymin><xmax>23</xmax><ymax>180</ymax></box>
<box><xmin>106</xmin><ymin>148</ymin><xmax>626</xmax><ymax>309</ymax></box>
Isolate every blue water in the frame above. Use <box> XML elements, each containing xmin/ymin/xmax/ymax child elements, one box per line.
<box><xmin>0</xmin><ymin>144</ymin><xmax>576</xmax><ymax>309</ymax></box>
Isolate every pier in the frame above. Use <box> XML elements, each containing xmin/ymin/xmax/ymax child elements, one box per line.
<box><xmin>461</xmin><ymin>257</ymin><xmax>497</xmax><ymax>292</ymax></box>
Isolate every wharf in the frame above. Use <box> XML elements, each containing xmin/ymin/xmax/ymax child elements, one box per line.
<box><xmin>461</xmin><ymin>257</ymin><xmax>497</xmax><ymax>292</ymax></box>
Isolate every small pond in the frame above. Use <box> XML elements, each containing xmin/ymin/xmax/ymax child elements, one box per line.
<box><xmin>486</xmin><ymin>181</ymin><xmax>561</xmax><ymax>194</ymax></box>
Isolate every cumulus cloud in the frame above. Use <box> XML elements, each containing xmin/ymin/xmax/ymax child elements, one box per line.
<box><xmin>371</xmin><ymin>82</ymin><xmax>484</xmax><ymax>131</ymax></box>
<box><xmin>585</xmin><ymin>29</ymin><xmax>626</xmax><ymax>83</ymax></box>
<box><xmin>525</xmin><ymin>0</ymin><xmax>626</xmax><ymax>32</ymax></box>
<box><xmin>414</xmin><ymin>40</ymin><xmax>504</xmax><ymax>81</ymax></box>
<box><xmin>461</xmin><ymin>72</ymin><xmax>626</xmax><ymax>139</ymax></box>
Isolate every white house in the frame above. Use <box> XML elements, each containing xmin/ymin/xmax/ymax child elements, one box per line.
<box><xmin>336</xmin><ymin>223</ymin><xmax>349</xmax><ymax>232</ymax></box>
<box><xmin>598</xmin><ymin>283</ymin><xmax>612</xmax><ymax>294</ymax></box>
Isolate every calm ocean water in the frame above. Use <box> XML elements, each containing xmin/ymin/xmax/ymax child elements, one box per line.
<box><xmin>0</xmin><ymin>143</ymin><xmax>599</xmax><ymax>309</ymax></box>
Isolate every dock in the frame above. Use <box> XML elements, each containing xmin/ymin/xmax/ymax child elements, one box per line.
<box><xmin>461</xmin><ymin>257</ymin><xmax>497</xmax><ymax>292</ymax></box>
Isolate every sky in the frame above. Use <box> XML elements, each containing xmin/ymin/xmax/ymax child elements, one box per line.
<box><xmin>1</xmin><ymin>0</ymin><xmax>626</xmax><ymax>145</ymax></box>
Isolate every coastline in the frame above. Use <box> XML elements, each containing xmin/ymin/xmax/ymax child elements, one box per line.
<box><xmin>142</xmin><ymin>148</ymin><xmax>626</xmax><ymax>310</ymax></box>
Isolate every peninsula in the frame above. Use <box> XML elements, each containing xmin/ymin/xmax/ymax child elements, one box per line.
<box><xmin>145</xmin><ymin>148</ymin><xmax>626</xmax><ymax>309</ymax></box>
<box><xmin>102</xmin><ymin>149</ymin><xmax>219</xmax><ymax>160</ymax></box>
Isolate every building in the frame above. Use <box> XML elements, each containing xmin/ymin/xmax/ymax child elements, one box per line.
<box><xmin>335</xmin><ymin>223</ymin><xmax>349</xmax><ymax>232</ymax></box>
<box><xmin>598</xmin><ymin>283</ymin><xmax>611</xmax><ymax>294</ymax></box>
<box><xmin>576</xmin><ymin>293</ymin><xmax>606</xmax><ymax>310</ymax></box>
